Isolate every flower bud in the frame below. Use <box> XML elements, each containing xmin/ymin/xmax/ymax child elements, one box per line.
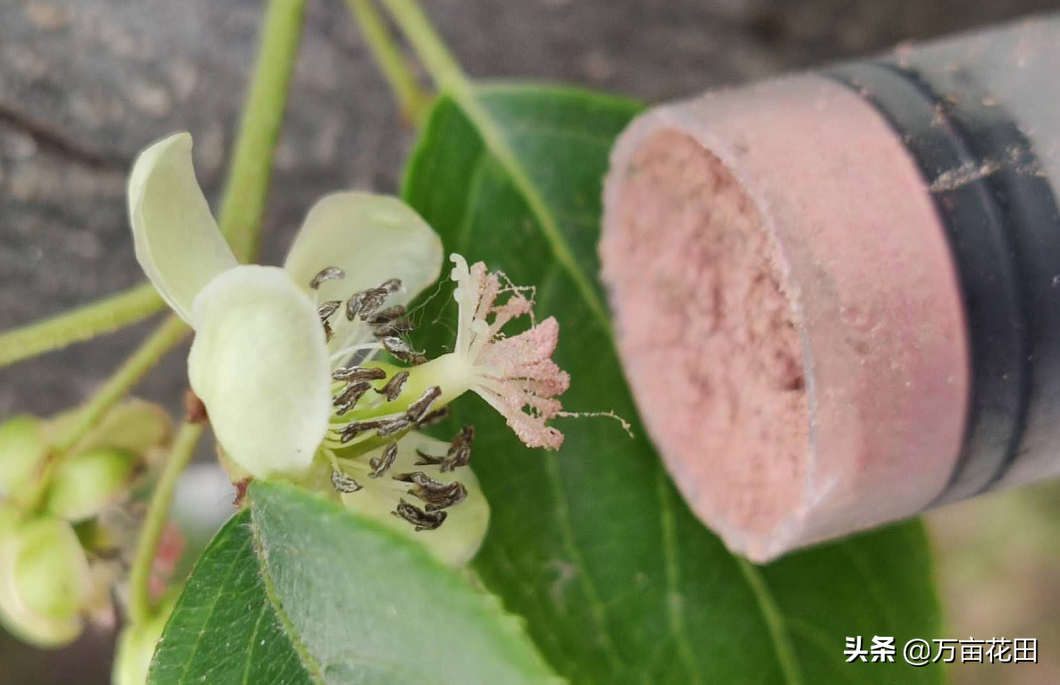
<box><xmin>45</xmin><ymin>448</ymin><xmax>141</xmax><ymax>522</ymax></box>
<box><xmin>112</xmin><ymin>595</ymin><xmax>175</xmax><ymax>685</ymax></box>
<box><xmin>0</xmin><ymin>415</ymin><xmax>49</xmax><ymax>499</ymax></box>
<box><xmin>0</xmin><ymin>516</ymin><xmax>91</xmax><ymax>647</ymax></box>
<box><xmin>78</xmin><ymin>399</ymin><xmax>172</xmax><ymax>458</ymax></box>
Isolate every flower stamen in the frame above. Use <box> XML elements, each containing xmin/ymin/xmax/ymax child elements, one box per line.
<box><xmin>376</xmin><ymin>371</ymin><xmax>410</xmax><ymax>401</ymax></box>
<box><xmin>309</xmin><ymin>266</ymin><xmax>346</xmax><ymax>290</ymax></box>
<box><xmin>310</xmin><ymin>261</ymin><xmax>566</xmax><ymax>537</ymax></box>
<box><xmin>414</xmin><ymin>425</ymin><xmax>474</xmax><ymax>472</ymax></box>
<box><xmin>406</xmin><ymin>386</ymin><xmax>442</xmax><ymax>422</ymax></box>
<box><xmin>333</xmin><ymin>381</ymin><xmax>372</xmax><ymax>415</ymax></box>
<box><xmin>338</xmin><ymin>420</ymin><xmax>385</xmax><ymax>443</ymax></box>
<box><xmin>346</xmin><ymin>286</ymin><xmax>391</xmax><ymax>321</ymax></box>
<box><xmin>368</xmin><ymin>443</ymin><xmax>398</xmax><ymax>478</ymax></box>
<box><xmin>381</xmin><ymin>336</ymin><xmax>427</xmax><ymax>365</ymax></box>
<box><xmin>332</xmin><ymin>366</ymin><xmax>387</xmax><ymax>382</ymax></box>
<box><xmin>416</xmin><ymin>407</ymin><xmax>450</xmax><ymax>427</ymax></box>
<box><xmin>376</xmin><ymin>417</ymin><xmax>412</xmax><ymax>439</ymax></box>
<box><xmin>330</xmin><ymin>469</ymin><xmax>362</xmax><ymax>493</ymax></box>
<box><xmin>393</xmin><ymin>471</ymin><xmax>468</xmax><ymax>511</ymax></box>
<box><xmin>393</xmin><ymin>499</ymin><xmax>447</xmax><ymax>532</ymax></box>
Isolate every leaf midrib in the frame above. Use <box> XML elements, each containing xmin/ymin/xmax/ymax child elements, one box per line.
<box><xmin>250</xmin><ymin>512</ymin><xmax>328</xmax><ymax>684</ymax></box>
<box><xmin>250</xmin><ymin>501</ymin><xmax>552</xmax><ymax>685</ymax></box>
<box><xmin>735</xmin><ymin>557</ymin><xmax>805</xmax><ymax>685</ymax></box>
<box><xmin>447</xmin><ymin>86</ymin><xmax>610</xmax><ymax>330</ymax></box>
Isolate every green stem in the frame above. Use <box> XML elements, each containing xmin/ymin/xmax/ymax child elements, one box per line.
<box><xmin>217</xmin><ymin>0</ymin><xmax>308</xmax><ymax>263</ymax></box>
<box><xmin>22</xmin><ymin>316</ymin><xmax>190</xmax><ymax>512</ymax></box>
<box><xmin>122</xmin><ymin>0</ymin><xmax>309</xmax><ymax>623</ymax></box>
<box><xmin>378</xmin><ymin>0</ymin><xmax>610</xmax><ymax>325</ymax></box>
<box><xmin>0</xmin><ymin>283</ymin><xmax>164</xmax><ymax>368</ymax></box>
<box><xmin>375</xmin><ymin>0</ymin><xmax>467</xmax><ymax>95</ymax></box>
<box><xmin>127</xmin><ymin>421</ymin><xmax>204</xmax><ymax>624</ymax></box>
<box><xmin>346</xmin><ymin>0</ymin><xmax>434</xmax><ymax>126</ymax></box>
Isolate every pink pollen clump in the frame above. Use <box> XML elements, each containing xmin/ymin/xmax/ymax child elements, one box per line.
<box><xmin>450</xmin><ymin>255</ymin><xmax>571</xmax><ymax>450</ymax></box>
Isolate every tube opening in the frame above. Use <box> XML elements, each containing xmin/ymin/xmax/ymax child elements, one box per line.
<box><xmin>601</xmin><ymin>129</ymin><xmax>809</xmax><ymax>550</ymax></box>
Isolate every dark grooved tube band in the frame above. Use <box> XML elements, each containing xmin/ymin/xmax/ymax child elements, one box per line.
<box><xmin>827</xmin><ymin>61</ymin><xmax>1060</xmax><ymax>505</ymax></box>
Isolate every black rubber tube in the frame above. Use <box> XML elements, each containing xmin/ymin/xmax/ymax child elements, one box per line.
<box><xmin>826</xmin><ymin>61</ymin><xmax>1060</xmax><ymax>504</ymax></box>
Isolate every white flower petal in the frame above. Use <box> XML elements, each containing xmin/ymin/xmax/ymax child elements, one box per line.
<box><xmin>340</xmin><ymin>432</ymin><xmax>489</xmax><ymax>566</ymax></box>
<box><xmin>128</xmin><ymin>133</ymin><xmax>237</xmax><ymax>323</ymax></box>
<box><xmin>188</xmin><ymin>266</ymin><xmax>330</xmax><ymax>479</ymax></box>
<box><xmin>283</xmin><ymin>192</ymin><xmax>444</xmax><ymax>306</ymax></box>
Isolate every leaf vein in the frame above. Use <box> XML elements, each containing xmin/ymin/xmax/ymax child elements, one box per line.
<box><xmin>838</xmin><ymin>544</ymin><xmax>899</xmax><ymax>633</ymax></box>
<box><xmin>655</xmin><ymin>472</ymin><xmax>703</xmax><ymax>685</ymax></box>
<box><xmin>172</xmin><ymin>537</ymin><xmax>247</xmax><ymax>684</ymax></box>
<box><xmin>450</xmin><ymin>87</ymin><xmax>610</xmax><ymax>328</ymax></box>
<box><xmin>735</xmin><ymin>557</ymin><xmax>805</xmax><ymax>685</ymax></box>
<box><xmin>240</xmin><ymin>602</ymin><xmax>270</xmax><ymax>685</ymax></box>
<box><xmin>456</xmin><ymin>153</ymin><xmax>491</xmax><ymax>250</ymax></box>
<box><xmin>250</xmin><ymin>512</ymin><xmax>327</xmax><ymax>684</ymax></box>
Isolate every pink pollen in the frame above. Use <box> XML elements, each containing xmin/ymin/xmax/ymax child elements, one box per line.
<box><xmin>462</xmin><ymin>259</ymin><xmax>571</xmax><ymax>450</ymax></box>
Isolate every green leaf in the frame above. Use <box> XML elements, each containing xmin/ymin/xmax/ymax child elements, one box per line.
<box><xmin>148</xmin><ymin>481</ymin><xmax>561</xmax><ymax>685</ymax></box>
<box><xmin>402</xmin><ymin>83</ymin><xmax>944</xmax><ymax>684</ymax></box>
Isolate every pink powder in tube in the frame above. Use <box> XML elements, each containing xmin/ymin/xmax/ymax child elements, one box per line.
<box><xmin>600</xmin><ymin>75</ymin><xmax>971</xmax><ymax>562</ymax></box>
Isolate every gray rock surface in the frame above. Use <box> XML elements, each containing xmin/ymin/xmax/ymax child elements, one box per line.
<box><xmin>2</xmin><ymin>0</ymin><xmax>1059</xmax><ymax>682</ymax></box>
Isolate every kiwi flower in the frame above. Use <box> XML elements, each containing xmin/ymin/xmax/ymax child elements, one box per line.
<box><xmin>128</xmin><ymin>133</ymin><xmax>569</xmax><ymax>564</ymax></box>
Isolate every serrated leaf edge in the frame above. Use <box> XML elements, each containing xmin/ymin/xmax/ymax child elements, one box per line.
<box><xmin>249</xmin><ymin>482</ymin><xmax>566</xmax><ymax>684</ymax></box>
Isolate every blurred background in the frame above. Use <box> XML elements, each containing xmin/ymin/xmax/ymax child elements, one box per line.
<box><xmin>0</xmin><ymin>0</ymin><xmax>1058</xmax><ymax>682</ymax></box>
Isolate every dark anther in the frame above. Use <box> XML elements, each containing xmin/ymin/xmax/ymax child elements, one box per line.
<box><xmin>413</xmin><ymin>424</ymin><xmax>473</xmax><ymax>471</ymax></box>
<box><xmin>330</xmin><ymin>470</ymin><xmax>362</xmax><ymax>493</ymax></box>
<box><xmin>394</xmin><ymin>471</ymin><xmax>467</xmax><ymax>511</ymax></box>
<box><xmin>393</xmin><ymin>499</ymin><xmax>446</xmax><ymax>531</ymax></box>
<box><xmin>442</xmin><ymin>425</ymin><xmax>474</xmax><ymax>472</ymax></box>
<box><xmin>414</xmin><ymin>449</ymin><xmax>445</xmax><ymax>466</ymax></box>
<box><xmin>339</xmin><ymin>420</ymin><xmax>383</xmax><ymax>443</ymax></box>
<box><xmin>423</xmin><ymin>482</ymin><xmax>467</xmax><ymax>511</ymax></box>
<box><xmin>377</xmin><ymin>371</ymin><xmax>410</xmax><ymax>401</ymax></box>
<box><xmin>382</xmin><ymin>336</ymin><xmax>427</xmax><ymax>365</ymax></box>
<box><xmin>380</xmin><ymin>278</ymin><xmax>402</xmax><ymax>294</ymax></box>
<box><xmin>406</xmin><ymin>386</ymin><xmax>441</xmax><ymax>422</ymax></box>
<box><xmin>381</xmin><ymin>335</ymin><xmax>411</xmax><ymax>354</ymax></box>
<box><xmin>333</xmin><ymin>381</ymin><xmax>372</xmax><ymax>415</ymax></box>
<box><xmin>346</xmin><ymin>287</ymin><xmax>389</xmax><ymax>321</ymax></box>
<box><xmin>369</xmin><ymin>443</ymin><xmax>399</xmax><ymax>478</ymax></box>
<box><xmin>370</xmin><ymin>318</ymin><xmax>414</xmax><ymax>337</ymax></box>
<box><xmin>332</xmin><ymin>366</ymin><xmax>387</xmax><ymax>382</ymax></box>
<box><xmin>367</xmin><ymin>305</ymin><xmax>406</xmax><ymax>325</ymax></box>
<box><xmin>394</xmin><ymin>470</ymin><xmax>445</xmax><ymax>487</ymax></box>
<box><xmin>368</xmin><ymin>305</ymin><xmax>413</xmax><ymax>337</ymax></box>
<box><xmin>317</xmin><ymin>300</ymin><xmax>342</xmax><ymax>320</ymax></box>
<box><xmin>415</xmin><ymin>407</ymin><xmax>450</xmax><ymax>428</ymax></box>
<box><xmin>310</xmin><ymin>266</ymin><xmax>346</xmax><ymax>290</ymax></box>
<box><xmin>376</xmin><ymin>417</ymin><xmax>411</xmax><ymax>438</ymax></box>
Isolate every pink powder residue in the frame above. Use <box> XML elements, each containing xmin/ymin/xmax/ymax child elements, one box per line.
<box><xmin>600</xmin><ymin>75</ymin><xmax>970</xmax><ymax>561</ymax></box>
<box><xmin>601</xmin><ymin>130</ymin><xmax>808</xmax><ymax>539</ymax></box>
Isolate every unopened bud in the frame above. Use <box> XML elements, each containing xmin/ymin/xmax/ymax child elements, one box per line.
<box><xmin>0</xmin><ymin>516</ymin><xmax>91</xmax><ymax>647</ymax></box>
<box><xmin>112</xmin><ymin>595</ymin><xmax>176</xmax><ymax>685</ymax></box>
<box><xmin>0</xmin><ymin>416</ymin><xmax>49</xmax><ymax>499</ymax></box>
<box><xmin>45</xmin><ymin>448</ymin><xmax>141</xmax><ymax>522</ymax></box>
